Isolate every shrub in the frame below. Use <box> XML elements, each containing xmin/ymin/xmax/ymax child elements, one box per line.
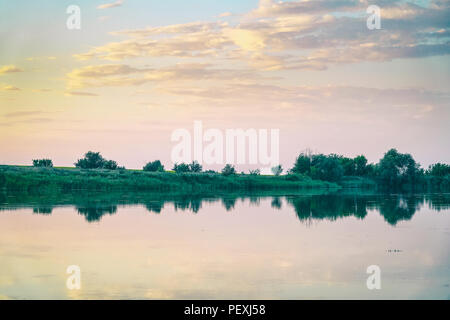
<box><xmin>143</xmin><ymin>160</ymin><xmax>164</xmax><ymax>172</ymax></box>
<box><xmin>221</xmin><ymin>164</ymin><xmax>236</xmax><ymax>176</ymax></box>
<box><xmin>32</xmin><ymin>159</ymin><xmax>53</xmax><ymax>168</ymax></box>
<box><xmin>189</xmin><ymin>161</ymin><xmax>202</xmax><ymax>173</ymax></box>
<box><xmin>103</xmin><ymin>160</ymin><xmax>118</xmax><ymax>170</ymax></box>
<box><xmin>173</xmin><ymin>163</ymin><xmax>190</xmax><ymax>173</ymax></box>
<box><xmin>75</xmin><ymin>151</ymin><xmax>122</xmax><ymax>170</ymax></box>
<box><xmin>271</xmin><ymin>165</ymin><xmax>283</xmax><ymax>176</ymax></box>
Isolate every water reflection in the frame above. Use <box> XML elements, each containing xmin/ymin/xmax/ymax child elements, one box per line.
<box><xmin>0</xmin><ymin>191</ymin><xmax>449</xmax><ymax>299</ymax></box>
<box><xmin>1</xmin><ymin>191</ymin><xmax>449</xmax><ymax>226</ymax></box>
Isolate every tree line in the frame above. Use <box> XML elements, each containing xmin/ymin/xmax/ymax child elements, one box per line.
<box><xmin>32</xmin><ymin>149</ymin><xmax>450</xmax><ymax>189</ymax></box>
<box><xmin>290</xmin><ymin>148</ymin><xmax>450</xmax><ymax>189</ymax></box>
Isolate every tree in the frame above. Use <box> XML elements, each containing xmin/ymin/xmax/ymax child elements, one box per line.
<box><xmin>173</xmin><ymin>163</ymin><xmax>190</xmax><ymax>173</ymax></box>
<box><xmin>354</xmin><ymin>155</ymin><xmax>368</xmax><ymax>176</ymax></box>
<box><xmin>340</xmin><ymin>157</ymin><xmax>355</xmax><ymax>176</ymax></box>
<box><xmin>427</xmin><ymin>163</ymin><xmax>450</xmax><ymax>177</ymax></box>
<box><xmin>377</xmin><ymin>149</ymin><xmax>420</xmax><ymax>188</ymax></box>
<box><xmin>221</xmin><ymin>164</ymin><xmax>236</xmax><ymax>176</ymax></box>
<box><xmin>32</xmin><ymin>159</ymin><xmax>53</xmax><ymax>168</ymax></box>
<box><xmin>340</xmin><ymin>155</ymin><xmax>368</xmax><ymax>176</ymax></box>
<box><xmin>189</xmin><ymin>161</ymin><xmax>202</xmax><ymax>173</ymax></box>
<box><xmin>249</xmin><ymin>169</ymin><xmax>261</xmax><ymax>175</ymax></box>
<box><xmin>143</xmin><ymin>160</ymin><xmax>164</xmax><ymax>172</ymax></box>
<box><xmin>75</xmin><ymin>151</ymin><xmax>105</xmax><ymax>169</ymax></box>
<box><xmin>103</xmin><ymin>160</ymin><xmax>118</xmax><ymax>170</ymax></box>
<box><xmin>75</xmin><ymin>151</ymin><xmax>122</xmax><ymax>170</ymax></box>
<box><xmin>310</xmin><ymin>154</ymin><xmax>344</xmax><ymax>182</ymax></box>
<box><xmin>271</xmin><ymin>165</ymin><xmax>283</xmax><ymax>176</ymax></box>
<box><xmin>292</xmin><ymin>153</ymin><xmax>311</xmax><ymax>174</ymax></box>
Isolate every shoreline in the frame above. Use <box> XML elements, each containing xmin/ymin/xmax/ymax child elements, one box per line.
<box><xmin>0</xmin><ymin>165</ymin><xmax>341</xmax><ymax>193</ymax></box>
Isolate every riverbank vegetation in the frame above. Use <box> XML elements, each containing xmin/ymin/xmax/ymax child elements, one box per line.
<box><xmin>3</xmin><ymin>149</ymin><xmax>449</xmax><ymax>192</ymax></box>
<box><xmin>0</xmin><ymin>165</ymin><xmax>338</xmax><ymax>193</ymax></box>
<box><xmin>290</xmin><ymin>148</ymin><xmax>449</xmax><ymax>191</ymax></box>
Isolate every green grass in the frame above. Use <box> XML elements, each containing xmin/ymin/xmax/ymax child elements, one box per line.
<box><xmin>340</xmin><ymin>176</ymin><xmax>377</xmax><ymax>189</ymax></box>
<box><xmin>0</xmin><ymin>165</ymin><xmax>339</xmax><ymax>193</ymax></box>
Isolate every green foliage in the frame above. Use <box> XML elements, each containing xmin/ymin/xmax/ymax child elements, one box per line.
<box><xmin>292</xmin><ymin>153</ymin><xmax>311</xmax><ymax>175</ymax></box>
<box><xmin>143</xmin><ymin>160</ymin><xmax>164</xmax><ymax>172</ymax></box>
<box><xmin>377</xmin><ymin>148</ymin><xmax>421</xmax><ymax>188</ymax></box>
<box><xmin>428</xmin><ymin>163</ymin><xmax>450</xmax><ymax>177</ymax></box>
<box><xmin>289</xmin><ymin>148</ymin><xmax>449</xmax><ymax>190</ymax></box>
<box><xmin>271</xmin><ymin>165</ymin><xmax>283</xmax><ymax>176</ymax></box>
<box><xmin>75</xmin><ymin>151</ymin><xmax>123</xmax><ymax>170</ymax></box>
<box><xmin>309</xmin><ymin>154</ymin><xmax>344</xmax><ymax>182</ymax></box>
<box><xmin>249</xmin><ymin>169</ymin><xmax>261</xmax><ymax>175</ymax></box>
<box><xmin>0</xmin><ymin>165</ymin><xmax>339</xmax><ymax>194</ymax></box>
<box><xmin>354</xmin><ymin>155</ymin><xmax>368</xmax><ymax>176</ymax></box>
<box><xmin>189</xmin><ymin>161</ymin><xmax>202</xmax><ymax>173</ymax></box>
<box><xmin>75</xmin><ymin>151</ymin><xmax>104</xmax><ymax>169</ymax></box>
<box><xmin>425</xmin><ymin>163</ymin><xmax>450</xmax><ymax>190</ymax></box>
<box><xmin>173</xmin><ymin>163</ymin><xmax>190</xmax><ymax>173</ymax></box>
<box><xmin>221</xmin><ymin>164</ymin><xmax>236</xmax><ymax>176</ymax></box>
<box><xmin>103</xmin><ymin>160</ymin><xmax>118</xmax><ymax>170</ymax></box>
<box><xmin>339</xmin><ymin>155</ymin><xmax>368</xmax><ymax>176</ymax></box>
<box><xmin>32</xmin><ymin>159</ymin><xmax>53</xmax><ymax>168</ymax></box>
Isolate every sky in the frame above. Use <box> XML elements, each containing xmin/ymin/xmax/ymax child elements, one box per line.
<box><xmin>0</xmin><ymin>0</ymin><xmax>449</xmax><ymax>170</ymax></box>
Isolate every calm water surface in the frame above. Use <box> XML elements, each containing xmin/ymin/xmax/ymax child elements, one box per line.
<box><xmin>0</xmin><ymin>192</ymin><xmax>449</xmax><ymax>299</ymax></box>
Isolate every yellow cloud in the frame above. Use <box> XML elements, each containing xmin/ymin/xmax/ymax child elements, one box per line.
<box><xmin>97</xmin><ymin>0</ymin><xmax>123</xmax><ymax>10</ymax></box>
<box><xmin>2</xmin><ymin>85</ymin><xmax>20</xmax><ymax>91</ymax></box>
<box><xmin>0</xmin><ymin>65</ymin><xmax>23</xmax><ymax>75</ymax></box>
<box><xmin>223</xmin><ymin>28</ymin><xmax>265</xmax><ymax>51</ymax></box>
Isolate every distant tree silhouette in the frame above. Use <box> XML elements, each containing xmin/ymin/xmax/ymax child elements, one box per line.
<box><xmin>271</xmin><ymin>165</ymin><xmax>283</xmax><ymax>176</ymax></box>
<box><xmin>143</xmin><ymin>160</ymin><xmax>164</xmax><ymax>172</ymax></box>
<box><xmin>221</xmin><ymin>164</ymin><xmax>236</xmax><ymax>176</ymax></box>
<box><xmin>75</xmin><ymin>151</ymin><xmax>122</xmax><ymax>170</ymax></box>
<box><xmin>32</xmin><ymin>159</ymin><xmax>53</xmax><ymax>167</ymax></box>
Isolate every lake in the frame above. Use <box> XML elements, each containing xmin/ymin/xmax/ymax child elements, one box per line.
<box><xmin>0</xmin><ymin>191</ymin><xmax>449</xmax><ymax>299</ymax></box>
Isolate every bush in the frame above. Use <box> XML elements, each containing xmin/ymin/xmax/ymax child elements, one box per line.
<box><xmin>75</xmin><ymin>151</ymin><xmax>122</xmax><ymax>170</ymax></box>
<box><xmin>271</xmin><ymin>165</ymin><xmax>283</xmax><ymax>176</ymax></box>
<box><xmin>221</xmin><ymin>164</ymin><xmax>236</xmax><ymax>176</ymax></box>
<box><xmin>103</xmin><ymin>160</ymin><xmax>118</xmax><ymax>170</ymax></box>
<box><xmin>143</xmin><ymin>160</ymin><xmax>164</xmax><ymax>172</ymax></box>
<box><xmin>189</xmin><ymin>161</ymin><xmax>202</xmax><ymax>173</ymax></box>
<box><xmin>32</xmin><ymin>159</ymin><xmax>53</xmax><ymax>168</ymax></box>
<box><xmin>173</xmin><ymin>163</ymin><xmax>190</xmax><ymax>173</ymax></box>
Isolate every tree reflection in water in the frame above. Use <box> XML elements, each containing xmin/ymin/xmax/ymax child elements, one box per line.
<box><xmin>0</xmin><ymin>191</ymin><xmax>448</xmax><ymax>225</ymax></box>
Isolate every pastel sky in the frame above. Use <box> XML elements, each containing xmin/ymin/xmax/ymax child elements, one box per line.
<box><xmin>0</xmin><ymin>0</ymin><xmax>449</xmax><ymax>169</ymax></box>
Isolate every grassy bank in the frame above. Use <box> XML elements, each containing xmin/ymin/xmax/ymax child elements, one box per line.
<box><xmin>0</xmin><ymin>165</ymin><xmax>339</xmax><ymax>193</ymax></box>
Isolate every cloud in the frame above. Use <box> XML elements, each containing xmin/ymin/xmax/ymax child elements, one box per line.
<box><xmin>97</xmin><ymin>0</ymin><xmax>123</xmax><ymax>10</ymax></box>
<box><xmin>1</xmin><ymin>85</ymin><xmax>20</xmax><ymax>91</ymax></box>
<box><xmin>156</xmin><ymin>83</ymin><xmax>450</xmax><ymax>121</ymax></box>
<box><xmin>219</xmin><ymin>12</ymin><xmax>233</xmax><ymax>18</ymax></box>
<box><xmin>0</xmin><ymin>110</ymin><xmax>55</xmax><ymax>127</ymax></box>
<box><xmin>66</xmin><ymin>63</ymin><xmax>259</xmax><ymax>89</ymax></box>
<box><xmin>66</xmin><ymin>91</ymin><xmax>99</xmax><ymax>97</ymax></box>
<box><xmin>249</xmin><ymin>0</ymin><xmax>364</xmax><ymax>17</ymax></box>
<box><xmin>0</xmin><ymin>65</ymin><xmax>23</xmax><ymax>75</ymax></box>
<box><xmin>26</xmin><ymin>56</ymin><xmax>56</xmax><ymax>61</ymax></box>
<box><xmin>3</xmin><ymin>111</ymin><xmax>47</xmax><ymax>118</ymax></box>
<box><xmin>74</xmin><ymin>0</ymin><xmax>450</xmax><ymax>71</ymax></box>
<box><xmin>31</xmin><ymin>89</ymin><xmax>52</xmax><ymax>93</ymax></box>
